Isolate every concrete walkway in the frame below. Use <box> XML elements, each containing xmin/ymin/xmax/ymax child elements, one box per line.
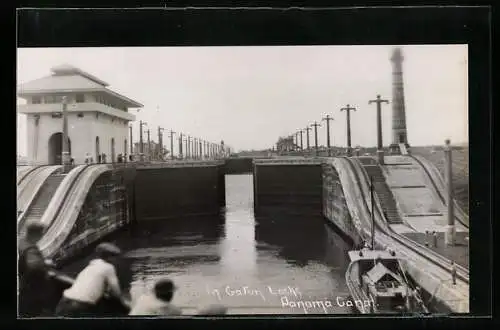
<box><xmin>381</xmin><ymin>155</ymin><xmax>468</xmax><ymax>233</ymax></box>
<box><xmin>379</xmin><ymin>155</ymin><xmax>469</xmax><ymax>270</ymax></box>
<box><xmin>401</xmin><ymin>231</ymin><xmax>469</xmax><ymax>268</ymax></box>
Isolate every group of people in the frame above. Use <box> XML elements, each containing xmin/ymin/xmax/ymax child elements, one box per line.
<box><xmin>18</xmin><ymin>221</ymin><xmax>228</xmax><ymax>317</ymax></box>
<box><xmin>84</xmin><ymin>153</ymin><xmax>134</xmax><ymax>165</ymax></box>
<box><xmin>424</xmin><ymin>230</ymin><xmax>439</xmax><ymax>248</ymax></box>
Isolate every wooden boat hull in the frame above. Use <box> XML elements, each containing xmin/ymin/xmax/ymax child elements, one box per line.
<box><xmin>345</xmin><ymin>250</ymin><xmax>429</xmax><ymax>314</ymax></box>
<box><xmin>345</xmin><ymin>260</ymin><xmax>376</xmax><ymax>314</ymax></box>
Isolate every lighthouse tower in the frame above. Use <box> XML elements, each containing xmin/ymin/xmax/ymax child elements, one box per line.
<box><xmin>17</xmin><ymin>65</ymin><xmax>142</xmax><ymax>165</ymax></box>
<box><xmin>389</xmin><ymin>47</ymin><xmax>410</xmax><ymax>155</ymax></box>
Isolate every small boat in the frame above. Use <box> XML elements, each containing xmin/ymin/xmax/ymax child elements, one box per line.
<box><xmin>345</xmin><ymin>249</ymin><xmax>428</xmax><ymax>314</ymax></box>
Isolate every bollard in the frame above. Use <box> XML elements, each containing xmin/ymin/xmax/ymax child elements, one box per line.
<box><xmin>377</xmin><ymin>149</ymin><xmax>384</xmax><ymax>165</ymax></box>
<box><xmin>432</xmin><ymin>231</ymin><xmax>438</xmax><ymax>248</ymax></box>
<box><xmin>451</xmin><ymin>261</ymin><xmax>457</xmax><ymax>285</ymax></box>
<box><xmin>444</xmin><ymin>139</ymin><xmax>455</xmax><ymax>246</ymax></box>
<box><xmin>424</xmin><ymin>230</ymin><xmax>429</xmax><ymax>247</ymax></box>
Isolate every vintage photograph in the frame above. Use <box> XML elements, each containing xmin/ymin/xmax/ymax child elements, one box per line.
<box><xmin>17</xmin><ymin>44</ymin><xmax>469</xmax><ymax>317</ymax></box>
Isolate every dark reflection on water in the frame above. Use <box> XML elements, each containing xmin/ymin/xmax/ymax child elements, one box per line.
<box><xmin>64</xmin><ymin>174</ymin><xmax>354</xmax><ymax>314</ymax></box>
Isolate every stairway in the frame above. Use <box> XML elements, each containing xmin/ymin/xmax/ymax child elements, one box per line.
<box><xmin>362</xmin><ymin>164</ymin><xmax>404</xmax><ymax>225</ymax></box>
<box><xmin>19</xmin><ymin>174</ymin><xmax>66</xmax><ymax>231</ymax></box>
<box><xmin>399</xmin><ymin>143</ymin><xmax>408</xmax><ymax>155</ymax></box>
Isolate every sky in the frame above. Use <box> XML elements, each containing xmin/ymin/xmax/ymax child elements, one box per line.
<box><xmin>16</xmin><ymin>45</ymin><xmax>468</xmax><ymax>154</ymax></box>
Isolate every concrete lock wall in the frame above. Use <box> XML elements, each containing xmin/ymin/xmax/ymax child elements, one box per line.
<box><xmin>54</xmin><ymin>167</ymin><xmax>131</xmax><ymax>264</ymax></box>
<box><xmin>223</xmin><ymin>157</ymin><xmax>254</xmax><ymax>174</ymax></box>
<box><xmin>254</xmin><ymin>164</ymin><xmax>323</xmax><ymax>215</ymax></box>
<box><xmin>322</xmin><ymin>163</ymin><xmax>362</xmax><ymax>246</ymax></box>
<box><xmin>134</xmin><ymin>165</ymin><xmax>225</xmax><ymax>221</ymax></box>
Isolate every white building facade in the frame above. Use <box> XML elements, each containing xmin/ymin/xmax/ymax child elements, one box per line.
<box><xmin>17</xmin><ymin>65</ymin><xmax>142</xmax><ymax>165</ymax></box>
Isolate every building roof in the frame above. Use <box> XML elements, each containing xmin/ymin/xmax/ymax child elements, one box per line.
<box><xmin>17</xmin><ymin>64</ymin><xmax>143</xmax><ymax>108</ymax></box>
<box><xmin>51</xmin><ymin>64</ymin><xmax>109</xmax><ymax>86</ymax></box>
<box><xmin>365</xmin><ymin>262</ymin><xmax>403</xmax><ymax>284</ymax></box>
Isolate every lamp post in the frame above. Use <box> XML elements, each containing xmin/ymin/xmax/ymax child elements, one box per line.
<box><xmin>444</xmin><ymin>139</ymin><xmax>456</xmax><ymax>246</ymax></box>
<box><xmin>169</xmin><ymin>130</ymin><xmax>176</xmax><ymax>160</ymax></box>
<box><xmin>61</xmin><ymin>96</ymin><xmax>71</xmax><ymax>173</ymax></box>
<box><xmin>178</xmin><ymin>133</ymin><xmax>183</xmax><ymax>159</ymax></box>
<box><xmin>299</xmin><ymin>129</ymin><xmax>304</xmax><ymax>151</ymax></box>
<box><xmin>304</xmin><ymin>126</ymin><xmax>312</xmax><ymax>151</ymax></box>
<box><xmin>139</xmin><ymin>120</ymin><xmax>147</xmax><ymax>161</ymax></box>
<box><xmin>340</xmin><ymin>104</ymin><xmax>356</xmax><ymax>156</ymax></box>
<box><xmin>311</xmin><ymin>121</ymin><xmax>321</xmax><ymax>156</ymax></box>
<box><xmin>369</xmin><ymin>95</ymin><xmax>389</xmax><ymax>164</ymax></box>
<box><xmin>129</xmin><ymin>125</ymin><xmax>133</xmax><ymax>157</ymax></box>
<box><xmin>158</xmin><ymin>126</ymin><xmax>165</xmax><ymax>161</ymax></box>
<box><xmin>198</xmin><ymin>138</ymin><xmax>202</xmax><ymax>159</ymax></box>
<box><xmin>146</xmin><ymin>129</ymin><xmax>151</xmax><ymax>161</ymax></box>
<box><xmin>322</xmin><ymin>114</ymin><xmax>334</xmax><ymax>157</ymax></box>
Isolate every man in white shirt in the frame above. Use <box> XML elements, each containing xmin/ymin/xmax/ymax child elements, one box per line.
<box><xmin>55</xmin><ymin>243</ymin><xmax>127</xmax><ymax>316</ymax></box>
<box><xmin>129</xmin><ymin>279</ymin><xmax>182</xmax><ymax>316</ymax></box>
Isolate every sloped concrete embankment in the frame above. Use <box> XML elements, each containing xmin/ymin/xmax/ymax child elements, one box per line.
<box><xmin>324</xmin><ymin>158</ymin><xmax>469</xmax><ymax>313</ymax></box>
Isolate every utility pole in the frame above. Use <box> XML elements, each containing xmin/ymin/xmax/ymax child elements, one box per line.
<box><xmin>322</xmin><ymin>114</ymin><xmax>334</xmax><ymax>156</ymax></box>
<box><xmin>198</xmin><ymin>139</ymin><xmax>203</xmax><ymax>159</ymax></box>
<box><xmin>158</xmin><ymin>126</ymin><xmax>165</xmax><ymax>161</ymax></box>
<box><xmin>198</xmin><ymin>140</ymin><xmax>201</xmax><ymax>159</ymax></box>
<box><xmin>179</xmin><ymin>133</ymin><xmax>183</xmax><ymax>159</ymax></box>
<box><xmin>139</xmin><ymin>120</ymin><xmax>147</xmax><ymax>157</ymax></box>
<box><xmin>369</xmin><ymin>94</ymin><xmax>390</xmax><ymax>164</ymax></box>
<box><xmin>184</xmin><ymin>136</ymin><xmax>188</xmax><ymax>159</ymax></box>
<box><xmin>311</xmin><ymin>121</ymin><xmax>321</xmax><ymax>155</ymax></box>
<box><xmin>370</xmin><ymin>175</ymin><xmax>375</xmax><ymax>250</ymax></box>
<box><xmin>444</xmin><ymin>139</ymin><xmax>455</xmax><ymax>246</ymax></box>
<box><xmin>129</xmin><ymin>125</ymin><xmax>133</xmax><ymax>156</ymax></box>
<box><xmin>146</xmin><ymin>129</ymin><xmax>151</xmax><ymax>161</ymax></box>
<box><xmin>340</xmin><ymin>104</ymin><xmax>356</xmax><ymax>156</ymax></box>
<box><xmin>192</xmin><ymin>137</ymin><xmax>195</xmax><ymax>159</ymax></box>
<box><xmin>61</xmin><ymin>96</ymin><xmax>70</xmax><ymax>172</ymax></box>
<box><xmin>304</xmin><ymin>126</ymin><xmax>312</xmax><ymax>151</ymax></box>
<box><xmin>188</xmin><ymin>136</ymin><xmax>193</xmax><ymax>159</ymax></box>
<box><xmin>193</xmin><ymin>138</ymin><xmax>198</xmax><ymax>159</ymax></box>
<box><xmin>169</xmin><ymin>129</ymin><xmax>175</xmax><ymax>160</ymax></box>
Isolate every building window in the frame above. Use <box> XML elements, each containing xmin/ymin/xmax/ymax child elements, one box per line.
<box><xmin>75</xmin><ymin>94</ymin><xmax>85</xmax><ymax>103</ymax></box>
<box><xmin>44</xmin><ymin>95</ymin><xmax>55</xmax><ymax>103</ymax></box>
<box><xmin>44</xmin><ymin>95</ymin><xmax>63</xmax><ymax>104</ymax></box>
<box><xmin>32</xmin><ymin>96</ymin><xmax>41</xmax><ymax>104</ymax></box>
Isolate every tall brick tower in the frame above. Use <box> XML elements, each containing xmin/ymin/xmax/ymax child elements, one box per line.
<box><xmin>389</xmin><ymin>47</ymin><xmax>410</xmax><ymax>155</ymax></box>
